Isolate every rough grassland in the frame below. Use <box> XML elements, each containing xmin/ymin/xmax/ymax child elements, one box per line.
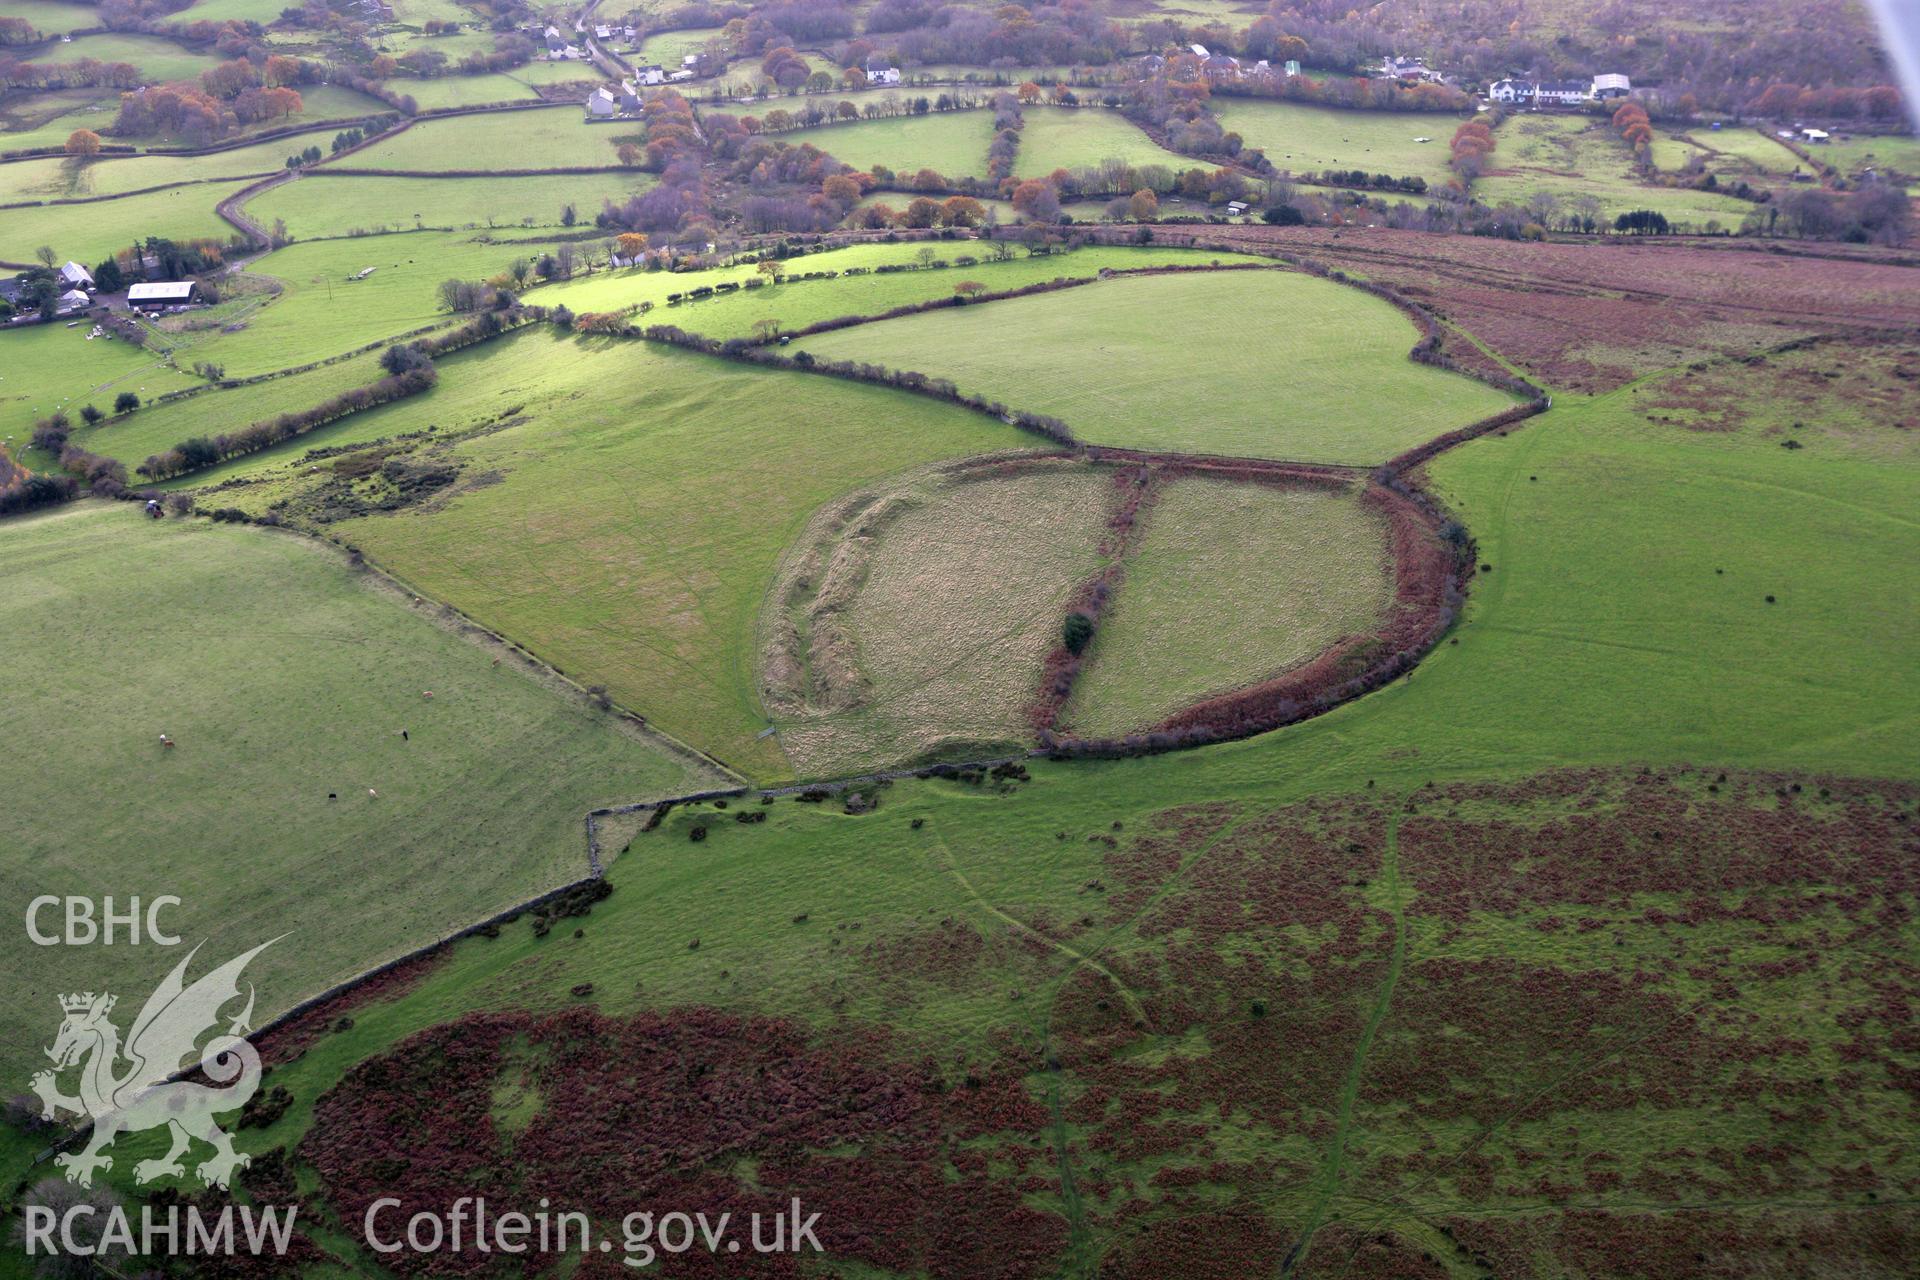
<box><xmin>795</xmin><ymin>269</ymin><xmax>1520</xmax><ymax>464</ymax></box>
<box><xmin>1210</xmin><ymin>99</ymin><xmax>1458</xmax><ymax>186</ymax></box>
<box><xmin>1013</xmin><ymin>106</ymin><xmax>1192</xmax><ymax>177</ymax></box>
<box><xmin>0</xmin><ymin>501</ymin><xmax>714</xmax><ymax>1086</ymax></box>
<box><xmin>0</xmin><ymin>321</ymin><xmax>199</xmax><ymax>443</ymax></box>
<box><xmin>1695</xmin><ymin>126</ymin><xmax>1807</xmax><ymax>176</ymax></box>
<box><xmin>1065</xmin><ymin>476</ymin><xmax>1393</xmax><ymax>737</ymax></box>
<box><xmin>208</xmin><ymin>329</ymin><xmax>1024</xmax><ymax>779</ymax></box>
<box><xmin>1477</xmin><ymin>114</ymin><xmax>1759</xmax><ymax>227</ymax></box>
<box><xmin>244</xmin><ymin>171</ymin><xmax>658</xmax><ymax>238</ymax></box>
<box><xmin>780</xmin><ymin>109</ymin><xmax>999</xmax><ymax>179</ymax></box>
<box><xmin>763</xmin><ymin>457</ymin><xmax>1114</xmax><ymax>778</ymax></box>
<box><xmin>0</xmin><ymin>179</ymin><xmax>244</xmax><ymax>265</ymax></box>
<box><xmin>342</xmin><ymin>108</ymin><xmax>637</xmax><ymax>172</ymax></box>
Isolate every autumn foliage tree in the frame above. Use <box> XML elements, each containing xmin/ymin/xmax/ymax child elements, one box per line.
<box><xmin>64</xmin><ymin>129</ymin><xmax>102</xmax><ymax>157</ymax></box>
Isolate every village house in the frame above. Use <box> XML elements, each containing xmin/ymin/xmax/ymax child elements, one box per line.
<box><xmin>56</xmin><ymin>289</ymin><xmax>90</xmax><ymax>316</ymax></box>
<box><xmin>1381</xmin><ymin>55</ymin><xmax>1442</xmax><ymax>83</ymax></box>
<box><xmin>1591</xmin><ymin>72</ymin><xmax>1632</xmax><ymax>100</ymax></box>
<box><xmin>866</xmin><ymin>57</ymin><xmax>902</xmax><ymax>85</ymax></box>
<box><xmin>1800</xmin><ymin>127</ymin><xmax>1831</xmax><ymax>144</ymax></box>
<box><xmin>585</xmin><ymin>86</ymin><xmax>617</xmax><ymax>118</ymax></box>
<box><xmin>126</xmin><ymin>281</ymin><xmax>197</xmax><ymax>311</ymax></box>
<box><xmin>1490</xmin><ymin>77</ymin><xmax>1591</xmax><ymax>107</ymax></box>
<box><xmin>636</xmin><ymin>63</ymin><xmax>666</xmax><ymax>85</ymax></box>
<box><xmin>58</xmin><ymin>262</ymin><xmax>93</xmax><ymax>292</ymax></box>
<box><xmin>1202</xmin><ymin>52</ymin><xmax>1241</xmax><ymax>82</ymax></box>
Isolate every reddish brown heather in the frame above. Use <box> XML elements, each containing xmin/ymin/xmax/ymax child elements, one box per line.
<box><xmin>1190</xmin><ymin>227</ymin><xmax>1920</xmax><ymax>392</ymax></box>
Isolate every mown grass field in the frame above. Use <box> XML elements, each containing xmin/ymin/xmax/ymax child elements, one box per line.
<box><xmin>341</xmin><ymin>107</ymin><xmax>633</xmax><ymax>171</ymax></box>
<box><xmin>377</xmin><ymin>71</ymin><xmax>545</xmax><ymax>110</ymax></box>
<box><xmin>0</xmin><ymin>179</ymin><xmax>245</xmax><ymax>266</ymax></box>
<box><xmin>198</xmin><ymin>327</ymin><xmax>1026</xmax><ymax>779</ymax></box>
<box><xmin>0</xmin><ymin>500</ymin><xmax>715</xmax><ymax>1088</ymax></box>
<box><xmin>795</xmin><ymin>268</ymin><xmax>1520</xmax><ymax>464</ymax></box>
<box><xmin>1014</xmin><ymin>106</ymin><xmax>1192</xmax><ymax>177</ymax></box>
<box><xmin>1064</xmin><ymin>476</ymin><xmax>1393</xmax><ymax>736</ymax></box>
<box><xmin>245</xmin><ymin>171</ymin><xmax>657</xmax><ymax>238</ymax></box>
<box><xmin>1211</xmin><ymin>99</ymin><xmax>1458</xmax><ymax>185</ymax></box>
<box><xmin>781</xmin><ymin>109</ymin><xmax>998</xmax><ymax>179</ymax></box>
<box><xmin>764</xmin><ymin>457</ymin><xmax>1113</xmax><ymax>778</ymax></box>
<box><xmin>0</xmin><ymin>321</ymin><xmax>199</xmax><ymax>444</ymax></box>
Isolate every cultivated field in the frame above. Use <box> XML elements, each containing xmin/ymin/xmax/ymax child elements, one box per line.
<box><xmin>1211</xmin><ymin>98</ymin><xmax>1459</xmax><ymax>185</ymax></box>
<box><xmin>794</xmin><ymin>268</ymin><xmax>1521</xmax><ymax>464</ymax></box>
<box><xmin>1063</xmin><ymin>475</ymin><xmax>1394</xmax><ymax>737</ymax></box>
<box><xmin>1014</xmin><ymin>106</ymin><xmax>1192</xmax><ymax>177</ymax></box>
<box><xmin>0</xmin><ymin>501</ymin><xmax>715</xmax><ymax>1086</ymax></box>
<box><xmin>764</xmin><ymin>456</ymin><xmax>1114</xmax><ymax>777</ymax></box>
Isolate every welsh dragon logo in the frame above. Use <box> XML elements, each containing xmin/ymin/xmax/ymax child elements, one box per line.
<box><xmin>31</xmin><ymin>940</ymin><xmax>276</xmax><ymax>1189</ymax></box>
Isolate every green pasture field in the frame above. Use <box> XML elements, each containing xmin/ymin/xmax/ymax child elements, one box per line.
<box><xmin>0</xmin><ymin>0</ymin><xmax>92</xmax><ymax>35</ymax></box>
<box><xmin>56</xmin><ymin>353</ymin><xmax>382</xmax><ymax>474</ymax></box>
<box><xmin>0</xmin><ymin>500</ymin><xmax>715</xmax><ymax>1087</ymax></box>
<box><xmin>794</xmin><ymin>269</ymin><xmax>1521</xmax><ymax>465</ymax></box>
<box><xmin>1064</xmin><ymin>476</ymin><xmax>1393</xmax><ymax>737</ymax></box>
<box><xmin>1211</xmin><ymin>99</ymin><xmax>1459</xmax><ymax>186</ymax></box>
<box><xmin>2</xmin><ymin>133</ymin><xmax>333</xmax><ymax>200</ymax></box>
<box><xmin>1811</xmin><ymin>130</ymin><xmax>1920</xmax><ymax>185</ymax></box>
<box><xmin>340</xmin><ymin>106</ymin><xmax>633</xmax><ymax>171</ymax></box>
<box><xmin>31</xmin><ymin>32</ymin><xmax>221</xmax><ymax>83</ymax></box>
<box><xmin>192</xmin><ymin>327</ymin><xmax>1025</xmax><ymax>779</ymax></box>
<box><xmin>0</xmin><ymin>86</ymin><xmax>119</xmax><ymax>154</ymax></box>
<box><xmin>780</xmin><ymin>109</ymin><xmax>998</xmax><ymax>179</ymax></box>
<box><xmin>245</xmin><ymin>171</ymin><xmax>657</xmax><ymax>238</ymax></box>
<box><xmin>1014</xmin><ymin>105</ymin><xmax>1190</xmax><ymax>177</ymax></box>
<box><xmin>381</xmin><ymin>71</ymin><xmax>545</xmax><ymax>109</ymax></box>
<box><xmin>500</xmin><ymin>58</ymin><xmax>608</xmax><ymax>88</ymax></box>
<box><xmin>525</xmin><ymin>236</ymin><xmax>1122</xmax><ymax>314</ymax></box>
<box><xmin>0</xmin><ymin>184</ymin><xmax>241</xmax><ymax>274</ymax></box>
<box><xmin>152</xmin><ymin>228</ymin><xmax>574</xmax><ymax>378</ymax></box>
<box><xmin>667</xmin><ymin>244</ymin><xmax>1270</xmax><ymax>339</ymax></box>
<box><xmin>172</xmin><ymin>0</ymin><xmax>302</xmax><ymax>22</ymax></box>
<box><xmin>0</xmin><ymin>321</ymin><xmax>198</xmax><ymax>444</ymax></box>
<box><xmin>634</xmin><ymin>26</ymin><xmax>724</xmax><ymax>67</ymax></box>
<box><xmin>1475</xmin><ymin>165</ymin><xmax>1762</xmax><ymax>228</ymax></box>
<box><xmin>763</xmin><ymin>457</ymin><xmax>1114</xmax><ymax>778</ymax></box>
<box><xmin>1694</xmin><ymin>125</ymin><xmax>1807</xmax><ymax>175</ymax></box>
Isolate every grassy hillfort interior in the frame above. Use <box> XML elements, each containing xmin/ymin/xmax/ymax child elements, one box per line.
<box><xmin>2</xmin><ymin>0</ymin><xmax>1917</xmax><ymax>1274</ymax></box>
